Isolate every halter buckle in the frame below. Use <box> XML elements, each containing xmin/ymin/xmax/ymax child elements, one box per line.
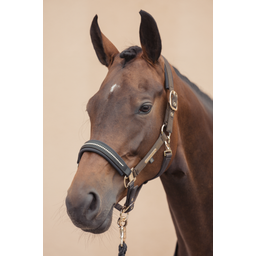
<box><xmin>124</xmin><ymin>168</ymin><xmax>136</xmax><ymax>188</ymax></box>
<box><xmin>164</xmin><ymin>140</ymin><xmax>172</xmax><ymax>156</ymax></box>
<box><xmin>169</xmin><ymin>90</ymin><xmax>178</xmax><ymax>111</ymax></box>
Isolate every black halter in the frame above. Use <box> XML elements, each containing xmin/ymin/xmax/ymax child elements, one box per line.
<box><xmin>77</xmin><ymin>56</ymin><xmax>178</xmax><ymax>213</ymax></box>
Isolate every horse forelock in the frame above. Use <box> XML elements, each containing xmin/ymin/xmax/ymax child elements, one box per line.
<box><xmin>119</xmin><ymin>46</ymin><xmax>142</xmax><ymax>65</ymax></box>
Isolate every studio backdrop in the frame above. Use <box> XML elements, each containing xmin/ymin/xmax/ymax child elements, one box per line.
<box><xmin>44</xmin><ymin>0</ymin><xmax>212</xmax><ymax>255</ymax></box>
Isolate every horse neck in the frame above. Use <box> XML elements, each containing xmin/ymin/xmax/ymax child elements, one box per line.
<box><xmin>160</xmin><ymin>70</ymin><xmax>213</xmax><ymax>256</ymax></box>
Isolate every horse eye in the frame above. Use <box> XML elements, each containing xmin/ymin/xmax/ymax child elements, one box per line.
<box><xmin>139</xmin><ymin>104</ymin><xmax>152</xmax><ymax>114</ymax></box>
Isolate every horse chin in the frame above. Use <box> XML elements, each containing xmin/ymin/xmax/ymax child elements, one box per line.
<box><xmin>81</xmin><ymin>207</ymin><xmax>113</xmax><ymax>234</ymax></box>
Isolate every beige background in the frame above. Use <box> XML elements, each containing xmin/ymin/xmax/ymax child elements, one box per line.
<box><xmin>44</xmin><ymin>0</ymin><xmax>212</xmax><ymax>255</ymax></box>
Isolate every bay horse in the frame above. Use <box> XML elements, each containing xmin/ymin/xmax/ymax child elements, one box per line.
<box><xmin>66</xmin><ymin>10</ymin><xmax>213</xmax><ymax>256</ymax></box>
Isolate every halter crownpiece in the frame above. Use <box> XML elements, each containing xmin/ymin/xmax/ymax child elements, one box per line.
<box><xmin>76</xmin><ymin>56</ymin><xmax>178</xmax><ymax>253</ymax></box>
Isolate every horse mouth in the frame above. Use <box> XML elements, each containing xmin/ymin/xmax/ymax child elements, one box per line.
<box><xmin>81</xmin><ymin>206</ymin><xmax>114</xmax><ymax>234</ymax></box>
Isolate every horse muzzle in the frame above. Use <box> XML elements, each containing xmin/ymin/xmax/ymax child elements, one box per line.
<box><xmin>65</xmin><ymin>188</ymin><xmax>114</xmax><ymax>234</ymax></box>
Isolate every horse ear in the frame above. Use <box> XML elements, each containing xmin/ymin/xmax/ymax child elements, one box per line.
<box><xmin>139</xmin><ymin>10</ymin><xmax>162</xmax><ymax>64</ymax></box>
<box><xmin>90</xmin><ymin>15</ymin><xmax>119</xmax><ymax>67</ymax></box>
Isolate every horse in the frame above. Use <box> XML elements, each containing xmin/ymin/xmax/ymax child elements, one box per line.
<box><xmin>65</xmin><ymin>10</ymin><xmax>213</xmax><ymax>256</ymax></box>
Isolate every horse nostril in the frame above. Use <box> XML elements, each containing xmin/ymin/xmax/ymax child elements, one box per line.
<box><xmin>66</xmin><ymin>190</ymin><xmax>101</xmax><ymax>224</ymax></box>
<box><xmin>88</xmin><ymin>192</ymin><xmax>97</xmax><ymax>211</ymax></box>
<box><xmin>84</xmin><ymin>191</ymin><xmax>100</xmax><ymax>220</ymax></box>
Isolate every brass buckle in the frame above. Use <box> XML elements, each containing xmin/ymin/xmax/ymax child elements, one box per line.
<box><xmin>161</xmin><ymin>124</ymin><xmax>172</xmax><ymax>156</ymax></box>
<box><xmin>164</xmin><ymin>140</ymin><xmax>172</xmax><ymax>156</ymax></box>
<box><xmin>164</xmin><ymin>148</ymin><xmax>172</xmax><ymax>156</ymax></box>
<box><xmin>169</xmin><ymin>90</ymin><xmax>178</xmax><ymax>111</ymax></box>
<box><xmin>161</xmin><ymin>124</ymin><xmax>166</xmax><ymax>135</ymax></box>
<box><xmin>124</xmin><ymin>168</ymin><xmax>136</xmax><ymax>188</ymax></box>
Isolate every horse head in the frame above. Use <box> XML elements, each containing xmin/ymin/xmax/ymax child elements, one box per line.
<box><xmin>65</xmin><ymin>10</ymin><xmax>172</xmax><ymax>234</ymax></box>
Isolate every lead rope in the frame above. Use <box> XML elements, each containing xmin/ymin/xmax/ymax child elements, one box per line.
<box><xmin>118</xmin><ymin>242</ymin><xmax>127</xmax><ymax>256</ymax></box>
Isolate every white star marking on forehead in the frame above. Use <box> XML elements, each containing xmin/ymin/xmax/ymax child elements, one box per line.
<box><xmin>110</xmin><ymin>83</ymin><xmax>119</xmax><ymax>93</ymax></box>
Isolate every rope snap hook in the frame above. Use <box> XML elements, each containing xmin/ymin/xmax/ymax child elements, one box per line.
<box><xmin>117</xmin><ymin>210</ymin><xmax>129</xmax><ymax>247</ymax></box>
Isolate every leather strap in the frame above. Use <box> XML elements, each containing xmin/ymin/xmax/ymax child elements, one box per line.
<box><xmin>115</xmin><ymin>181</ymin><xmax>143</xmax><ymax>213</ymax></box>
<box><xmin>147</xmin><ymin>150</ymin><xmax>172</xmax><ymax>181</ymax></box>
<box><xmin>133</xmin><ymin>132</ymin><xmax>167</xmax><ymax>177</ymax></box>
<box><xmin>114</xmin><ymin>150</ymin><xmax>172</xmax><ymax>213</ymax></box>
<box><xmin>163</xmin><ymin>57</ymin><xmax>173</xmax><ymax>90</ymax></box>
<box><xmin>77</xmin><ymin>140</ymin><xmax>131</xmax><ymax>177</ymax></box>
<box><xmin>163</xmin><ymin>57</ymin><xmax>178</xmax><ymax>134</ymax></box>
